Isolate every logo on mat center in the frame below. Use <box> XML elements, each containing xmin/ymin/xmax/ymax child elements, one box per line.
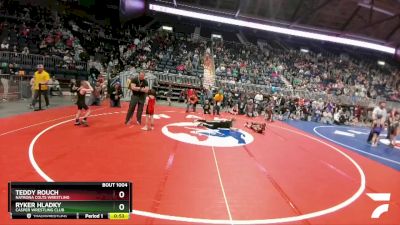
<box><xmin>162</xmin><ymin>122</ymin><xmax>254</xmax><ymax>147</ymax></box>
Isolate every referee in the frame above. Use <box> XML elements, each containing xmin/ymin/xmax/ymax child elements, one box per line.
<box><xmin>125</xmin><ymin>71</ymin><xmax>149</xmax><ymax>125</ymax></box>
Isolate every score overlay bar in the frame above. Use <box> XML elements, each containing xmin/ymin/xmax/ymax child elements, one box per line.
<box><xmin>8</xmin><ymin>182</ymin><xmax>132</xmax><ymax>220</ymax></box>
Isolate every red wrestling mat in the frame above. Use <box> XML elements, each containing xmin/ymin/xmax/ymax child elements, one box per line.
<box><xmin>0</xmin><ymin>102</ymin><xmax>399</xmax><ymax>225</ymax></box>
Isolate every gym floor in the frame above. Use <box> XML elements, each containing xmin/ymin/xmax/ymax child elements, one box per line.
<box><xmin>0</xmin><ymin>100</ymin><xmax>399</xmax><ymax>225</ymax></box>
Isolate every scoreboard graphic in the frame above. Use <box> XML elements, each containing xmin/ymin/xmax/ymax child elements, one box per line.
<box><xmin>8</xmin><ymin>182</ymin><xmax>132</xmax><ymax>220</ymax></box>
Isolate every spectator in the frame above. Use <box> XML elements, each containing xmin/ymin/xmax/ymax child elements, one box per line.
<box><xmin>179</xmin><ymin>88</ymin><xmax>187</xmax><ymax>103</ymax></box>
<box><xmin>203</xmin><ymin>99</ymin><xmax>211</xmax><ymax>114</ymax></box>
<box><xmin>22</xmin><ymin>46</ymin><xmax>29</xmax><ymax>55</ymax></box>
<box><xmin>213</xmin><ymin>91</ymin><xmax>224</xmax><ymax>115</ymax></box>
<box><xmin>89</xmin><ymin>66</ymin><xmax>100</xmax><ymax>84</ymax></box>
<box><xmin>254</xmin><ymin>92</ymin><xmax>263</xmax><ymax>113</ymax></box>
<box><xmin>1</xmin><ymin>40</ymin><xmax>9</xmax><ymax>50</ymax></box>
<box><xmin>186</xmin><ymin>88</ymin><xmax>198</xmax><ymax>113</ymax></box>
<box><xmin>367</xmin><ymin>101</ymin><xmax>387</xmax><ymax>147</ymax></box>
<box><xmin>110</xmin><ymin>82</ymin><xmax>123</xmax><ymax>108</ymax></box>
<box><xmin>30</xmin><ymin>64</ymin><xmax>50</xmax><ymax>109</ymax></box>
<box><xmin>387</xmin><ymin>108</ymin><xmax>398</xmax><ymax>139</ymax></box>
<box><xmin>321</xmin><ymin>110</ymin><xmax>333</xmax><ymax>124</ymax></box>
<box><xmin>90</xmin><ymin>81</ymin><xmax>102</xmax><ymax>106</ymax></box>
<box><xmin>29</xmin><ymin>76</ymin><xmax>35</xmax><ymax>98</ymax></box>
<box><xmin>0</xmin><ymin>73</ymin><xmax>8</xmax><ymax>101</ymax></box>
<box><xmin>48</xmin><ymin>76</ymin><xmax>62</xmax><ymax>96</ymax></box>
<box><xmin>333</xmin><ymin>109</ymin><xmax>345</xmax><ymax>125</ymax></box>
<box><xmin>165</xmin><ymin>84</ymin><xmax>172</xmax><ymax>106</ymax></box>
<box><xmin>69</xmin><ymin>79</ymin><xmax>79</xmax><ymax>102</ymax></box>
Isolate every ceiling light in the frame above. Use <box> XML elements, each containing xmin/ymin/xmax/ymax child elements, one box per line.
<box><xmin>300</xmin><ymin>48</ymin><xmax>309</xmax><ymax>53</ymax></box>
<box><xmin>211</xmin><ymin>34</ymin><xmax>222</xmax><ymax>39</ymax></box>
<box><xmin>149</xmin><ymin>4</ymin><xmax>395</xmax><ymax>55</ymax></box>
<box><xmin>162</xmin><ymin>25</ymin><xmax>173</xmax><ymax>31</ymax></box>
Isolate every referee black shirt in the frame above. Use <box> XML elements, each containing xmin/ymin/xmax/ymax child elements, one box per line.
<box><xmin>130</xmin><ymin>77</ymin><xmax>148</xmax><ymax>99</ymax></box>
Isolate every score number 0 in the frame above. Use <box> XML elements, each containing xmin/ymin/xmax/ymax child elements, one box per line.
<box><xmin>118</xmin><ymin>191</ymin><xmax>125</xmax><ymax>211</ymax></box>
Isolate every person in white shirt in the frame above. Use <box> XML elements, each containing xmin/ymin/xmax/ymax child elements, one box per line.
<box><xmin>333</xmin><ymin>109</ymin><xmax>343</xmax><ymax>125</ymax></box>
<box><xmin>144</xmin><ymin>44</ymin><xmax>151</xmax><ymax>52</ymax></box>
<box><xmin>134</xmin><ymin>38</ymin><xmax>140</xmax><ymax>46</ymax></box>
<box><xmin>63</xmin><ymin>53</ymin><xmax>72</xmax><ymax>64</ymax></box>
<box><xmin>1</xmin><ymin>41</ymin><xmax>9</xmax><ymax>50</ymax></box>
<box><xmin>321</xmin><ymin>110</ymin><xmax>333</xmax><ymax>124</ymax></box>
<box><xmin>49</xmin><ymin>77</ymin><xmax>62</xmax><ymax>96</ymax></box>
<box><xmin>22</xmin><ymin>46</ymin><xmax>29</xmax><ymax>55</ymax></box>
<box><xmin>254</xmin><ymin>92</ymin><xmax>263</xmax><ymax>114</ymax></box>
<box><xmin>254</xmin><ymin>92</ymin><xmax>263</xmax><ymax>103</ymax></box>
<box><xmin>30</xmin><ymin>77</ymin><xmax>35</xmax><ymax>98</ymax></box>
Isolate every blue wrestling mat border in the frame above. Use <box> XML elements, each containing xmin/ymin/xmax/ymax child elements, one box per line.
<box><xmin>285</xmin><ymin>120</ymin><xmax>400</xmax><ymax>171</ymax></box>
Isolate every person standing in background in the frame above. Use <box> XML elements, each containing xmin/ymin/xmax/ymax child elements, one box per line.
<box><xmin>1</xmin><ymin>63</ymin><xmax>14</xmax><ymax>101</ymax></box>
<box><xmin>29</xmin><ymin>76</ymin><xmax>35</xmax><ymax>99</ymax></box>
<box><xmin>367</xmin><ymin>101</ymin><xmax>387</xmax><ymax>147</ymax></box>
<box><xmin>166</xmin><ymin>84</ymin><xmax>172</xmax><ymax>106</ymax></box>
<box><xmin>388</xmin><ymin>109</ymin><xmax>400</xmax><ymax>147</ymax></box>
<box><xmin>89</xmin><ymin>66</ymin><xmax>100</xmax><ymax>85</ymax></box>
<box><xmin>110</xmin><ymin>82</ymin><xmax>123</xmax><ymax>108</ymax></box>
<box><xmin>186</xmin><ymin>88</ymin><xmax>198</xmax><ymax>113</ymax></box>
<box><xmin>179</xmin><ymin>88</ymin><xmax>187</xmax><ymax>103</ymax></box>
<box><xmin>90</xmin><ymin>81</ymin><xmax>102</xmax><ymax>106</ymax></box>
<box><xmin>213</xmin><ymin>91</ymin><xmax>224</xmax><ymax>116</ymax></box>
<box><xmin>206</xmin><ymin>87</ymin><xmax>213</xmax><ymax>102</ymax></box>
<box><xmin>387</xmin><ymin>108</ymin><xmax>398</xmax><ymax>139</ymax></box>
<box><xmin>49</xmin><ymin>77</ymin><xmax>62</xmax><ymax>96</ymax></box>
<box><xmin>254</xmin><ymin>92</ymin><xmax>263</xmax><ymax>114</ymax></box>
<box><xmin>30</xmin><ymin>64</ymin><xmax>50</xmax><ymax>109</ymax></box>
<box><xmin>203</xmin><ymin>99</ymin><xmax>211</xmax><ymax>114</ymax></box>
<box><xmin>69</xmin><ymin>79</ymin><xmax>79</xmax><ymax>103</ymax></box>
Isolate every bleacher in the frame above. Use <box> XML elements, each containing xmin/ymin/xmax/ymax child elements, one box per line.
<box><xmin>0</xmin><ymin>51</ymin><xmax>89</xmax><ymax>88</ymax></box>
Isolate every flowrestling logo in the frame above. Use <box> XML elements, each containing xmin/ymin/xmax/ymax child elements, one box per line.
<box><xmin>161</xmin><ymin>122</ymin><xmax>254</xmax><ymax>147</ymax></box>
